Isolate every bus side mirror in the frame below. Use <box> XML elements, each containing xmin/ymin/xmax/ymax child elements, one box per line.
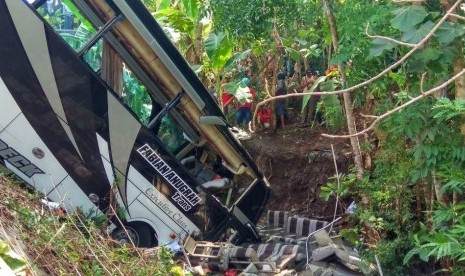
<box><xmin>199</xmin><ymin>116</ymin><xmax>230</xmax><ymax>127</ymax></box>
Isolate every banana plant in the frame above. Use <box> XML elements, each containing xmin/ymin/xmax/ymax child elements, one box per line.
<box><xmin>154</xmin><ymin>0</ymin><xmax>211</xmax><ymax>66</ymax></box>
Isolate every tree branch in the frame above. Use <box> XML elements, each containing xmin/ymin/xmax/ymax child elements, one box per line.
<box><xmin>365</xmin><ymin>23</ymin><xmax>417</xmax><ymax>48</ymax></box>
<box><xmin>251</xmin><ymin>0</ymin><xmax>462</xmax><ymax>128</ymax></box>
<box><xmin>252</xmin><ymin>0</ymin><xmax>461</xmax><ymax>101</ymax></box>
<box><xmin>321</xmin><ymin>69</ymin><xmax>465</xmax><ymax>139</ymax></box>
<box><xmin>450</xmin><ymin>13</ymin><xmax>465</xmax><ymax>21</ymax></box>
<box><xmin>420</xmin><ymin>72</ymin><xmax>427</xmax><ymax>94</ymax></box>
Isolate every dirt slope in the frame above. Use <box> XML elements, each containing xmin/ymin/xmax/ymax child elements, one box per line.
<box><xmin>243</xmin><ymin>124</ymin><xmax>353</xmax><ymax>219</ymax></box>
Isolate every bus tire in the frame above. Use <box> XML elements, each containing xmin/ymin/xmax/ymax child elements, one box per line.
<box><xmin>112</xmin><ymin>222</ymin><xmax>154</xmax><ymax>248</ymax></box>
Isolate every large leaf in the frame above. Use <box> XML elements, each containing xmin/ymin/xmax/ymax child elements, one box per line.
<box><xmin>223</xmin><ymin>82</ymin><xmax>251</xmax><ymax>104</ymax></box>
<box><xmin>391</xmin><ymin>5</ymin><xmax>428</xmax><ymax>31</ymax></box>
<box><xmin>302</xmin><ymin>76</ymin><xmax>327</xmax><ymax>112</ymax></box>
<box><xmin>182</xmin><ymin>0</ymin><xmax>199</xmax><ymax>21</ymax></box>
<box><xmin>319</xmin><ymin>79</ymin><xmax>340</xmax><ymax>92</ymax></box>
<box><xmin>204</xmin><ymin>32</ymin><xmax>234</xmax><ymax>70</ymax></box>
<box><xmin>285</xmin><ymin>47</ymin><xmax>301</xmax><ymax>61</ymax></box>
<box><xmin>224</xmin><ymin>49</ymin><xmax>252</xmax><ymax>70</ymax></box>
<box><xmin>155</xmin><ymin>9</ymin><xmax>194</xmax><ymax>33</ymax></box>
<box><xmin>294</xmin><ymin>37</ymin><xmax>308</xmax><ymax>46</ymax></box>
<box><xmin>436</xmin><ymin>22</ymin><xmax>465</xmax><ymax>44</ymax></box>
<box><xmin>234</xmin><ymin>86</ymin><xmax>252</xmax><ymax>104</ymax></box>
<box><xmin>157</xmin><ymin>0</ymin><xmax>171</xmax><ymax>11</ymax></box>
<box><xmin>204</xmin><ymin>32</ymin><xmax>226</xmax><ymax>59</ymax></box>
<box><xmin>369</xmin><ymin>38</ymin><xmax>396</xmax><ymax>57</ymax></box>
<box><xmin>415</xmin><ymin>47</ymin><xmax>442</xmax><ymax>62</ymax></box>
<box><xmin>401</xmin><ymin>21</ymin><xmax>434</xmax><ymax>44</ymax></box>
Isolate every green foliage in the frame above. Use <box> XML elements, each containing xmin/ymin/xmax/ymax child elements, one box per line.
<box><xmin>404</xmin><ymin>224</ymin><xmax>465</xmax><ymax>271</ymax></box>
<box><xmin>390</xmin><ymin>5</ymin><xmax>428</xmax><ymax>31</ymax></box>
<box><xmin>0</xmin><ymin>240</ymin><xmax>27</xmax><ymax>273</ymax></box>
<box><xmin>224</xmin><ymin>49</ymin><xmax>252</xmax><ymax>70</ymax></box>
<box><xmin>156</xmin><ymin>8</ymin><xmax>195</xmax><ymax>33</ymax></box>
<box><xmin>401</xmin><ymin>21</ymin><xmax>434</xmax><ymax>44</ymax></box>
<box><xmin>371</xmin><ymin>236</ymin><xmax>414</xmax><ymax>275</ymax></box>
<box><xmin>319</xmin><ymin>172</ymin><xmax>353</xmax><ymax>201</ymax></box>
<box><xmin>369</xmin><ymin>38</ymin><xmax>396</xmax><ymax>57</ymax></box>
<box><xmin>204</xmin><ymin>32</ymin><xmax>234</xmax><ymax>70</ymax></box>
<box><xmin>210</xmin><ymin>0</ymin><xmax>314</xmax><ymax>42</ymax></box>
<box><xmin>1</xmin><ymin>177</ymin><xmax>179</xmax><ymax>275</ymax></box>
<box><xmin>374</xmin><ymin>96</ymin><xmax>465</xmax><ymax>272</ymax></box>
<box><xmin>317</xmin><ymin>95</ymin><xmax>345</xmax><ymax>132</ymax></box>
<box><xmin>432</xmin><ymin>98</ymin><xmax>465</xmax><ymax>122</ymax></box>
<box><xmin>122</xmin><ymin>69</ymin><xmax>152</xmax><ymax>124</ymax></box>
<box><xmin>223</xmin><ymin>80</ymin><xmax>252</xmax><ymax>104</ymax></box>
<box><xmin>436</xmin><ymin>22</ymin><xmax>465</xmax><ymax>45</ymax></box>
<box><xmin>323</xmin><ymin>134</ymin><xmax>417</xmax><ymax>273</ymax></box>
<box><xmin>301</xmin><ymin>76</ymin><xmax>327</xmax><ymax>112</ymax></box>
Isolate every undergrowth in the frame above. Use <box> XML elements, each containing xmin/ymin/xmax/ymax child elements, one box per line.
<box><xmin>0</xmin><ymin>173</ymin><xmax>181</xmax><ymax>275</ymax></box>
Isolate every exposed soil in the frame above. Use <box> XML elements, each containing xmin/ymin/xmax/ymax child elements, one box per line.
<box><xmin>243</xmin><ymin>109</ymin><xmax>353</xmax><ymax>219</ymax></box>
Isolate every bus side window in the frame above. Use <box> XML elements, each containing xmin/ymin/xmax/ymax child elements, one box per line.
<box><xmin>34</xmin><ymin>0</ymin><xmax>104</xmax><ymax>73</ymax></box>
<box><xmin>121</xmin><ymin>67</ymin><xmax>152</xmax><ymax>124</ymax></box>
<box><xmin>157</xmin><ymin>116</ymin><xmax>188</xmax><ymax>153</ymax></box>
<box><xmin>34</xmin><ymin>0</ymin><xmax>193</xmax><ymax>156</ymax></box>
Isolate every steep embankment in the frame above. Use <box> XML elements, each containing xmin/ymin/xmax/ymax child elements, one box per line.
<box><xmin>0</xmin><ymin>173</ymin><xmax>178</xmax><ymax>275</ymax></box>
<box><xmin>243</xmin><ymin>126</ymin><xmax>352</xmax><ymax>218</ymax></box>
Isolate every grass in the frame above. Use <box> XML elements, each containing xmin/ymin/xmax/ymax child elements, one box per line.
<box><xmin>0</xmin><ymin>172</ymin><xmax>182</xmax><ymax>275</ymax></box>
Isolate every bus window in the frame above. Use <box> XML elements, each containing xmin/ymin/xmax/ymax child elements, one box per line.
<box><xmin>157</xmin><ymin>115</ymin><xmax>189</xmax><ymax>154</ymax></box>
<box><xmin>36</xmin><ymin>0</ymin><xmax>96</xmax><ymax>51</ymax></box>
<box><xmin>121</xmin><ymin>67</ymin><xmax>190</xmax><ymax>154</ymax></box>
<box><xmin>35</xmin><ymin>0</ymin><xmax>103</xmax><ymax>72</ymax></box>
<box><xmin>121</xmin><ymin>67</ymin><xmax>152</xmax><ymax>124</ymax></box>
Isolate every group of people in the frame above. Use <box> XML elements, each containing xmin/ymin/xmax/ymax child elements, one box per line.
<box><xmin>216</xmin><ymin>66</ymin><xmax>327</xmax><ymax>131</ymax></box>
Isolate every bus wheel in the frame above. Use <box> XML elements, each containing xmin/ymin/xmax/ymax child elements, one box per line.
<box><xmin>112</xmin><ymin>222</ymin><xmax>154</xmax><ymax>248</ymax></box>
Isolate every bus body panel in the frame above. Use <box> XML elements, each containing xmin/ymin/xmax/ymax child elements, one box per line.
<box><xmin>0</xmin><ymin>0</ymin><xmax>271</xmax><ymax>245</ymax></box>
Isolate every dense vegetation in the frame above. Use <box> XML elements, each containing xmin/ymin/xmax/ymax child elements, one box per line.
<box><xmin>0</xmin><ymin>173</ymin><xmax>182</xmax><ymax>275</ymax></box>
<box><xmin>38</xmin><ymin>0</ymin><xmax>465</xmax><ymax>274</ymax></box>
<box><xmin>143</xmin><ymin>0</ymin><xmax>465</xmax><ymax>274</ymax></box>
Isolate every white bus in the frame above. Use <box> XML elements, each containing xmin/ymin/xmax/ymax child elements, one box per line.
<box><xmin>0</xmin><ymin>0</ymin><xmax>270</xmax><ymax>247</ymax></box>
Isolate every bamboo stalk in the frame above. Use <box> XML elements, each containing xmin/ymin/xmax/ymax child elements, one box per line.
<box><xmin>90</xmin><ymin>0</ymin><xmax>250</xmax><ymax>175</ymax></box>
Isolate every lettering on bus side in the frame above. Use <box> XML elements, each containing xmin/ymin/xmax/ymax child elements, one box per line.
<box><xmin>137</xmin><ymin>144</ymin><xmax>201</xmax><ymax>211</ymax></box>
<box><xmin>145</xmin><ymin>188</ymin><xmax>188</xmax><ymax>229</ymax></box>
<box><xmin>0</xmin><ymin>139</ymin><xmax>44</xmax><ymax>177</ymax></box>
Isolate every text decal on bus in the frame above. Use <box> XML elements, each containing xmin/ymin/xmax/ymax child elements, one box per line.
<box><xmin>0</xmin><ymin>139</ymin><xmax>44</xmax><ymax>177</ymax></box>
<box><xmin>137</xmin><ymin>144</ymin><xmax>201</xmax><ymax>211</ymax></box>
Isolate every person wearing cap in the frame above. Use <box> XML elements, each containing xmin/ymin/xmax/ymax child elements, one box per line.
<box><xmin>235</xmin><ymin>77</ymin><xmax>256</xmax><ymax>128</ymax></box>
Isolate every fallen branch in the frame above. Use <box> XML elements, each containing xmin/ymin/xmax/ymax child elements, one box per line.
<box><xmin>321</xmin><ymin>69</ymin><xmax>465</xmax><ymax>138</ymax></box>
<box><xmin>365</xmin><ymin>23</ymin><xmax>416</xmax><ymax>47</ymax></box>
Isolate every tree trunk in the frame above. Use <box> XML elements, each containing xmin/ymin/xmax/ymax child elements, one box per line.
<box><xmin>423</xmin><ymin>179</ymin><xmax>432</xmax><ymax>224</ymax></box>
<box><xmin>441</xmin><ymin>1</ymin><xmax>465</xmax><ymax>136</ymax></box>
<box><xmin>322</xmin><ymin>0</ymin><xmax>365</xmax><ymax>183</ymax></box>
<box><xmin>415</xmin><ymin>182</ymin><xmax>423</xmax><ymax>220</ymax></box>
<box><xmin>442</xmin><ymin>0</ymin><xmax>465</xmax><ymax>207</ymax></box>
<box><xmin>271</xmin><ymin>28</ymin><xmax>284</xmax><ymax>132</ymax></box>
<box><xmin>433</xmin><ymin>170</ymin><xmax>446</xmax><ymax>205</ymax></box>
